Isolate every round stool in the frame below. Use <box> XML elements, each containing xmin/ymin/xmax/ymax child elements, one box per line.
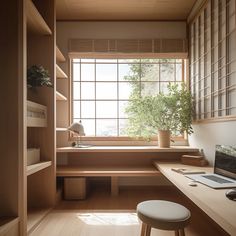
<box><xmin>137</xmin><ymin>200</ymin><xmax>191</xmax><ymax>236</ymax></box>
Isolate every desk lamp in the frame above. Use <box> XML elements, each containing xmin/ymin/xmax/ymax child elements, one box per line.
<box><xmin>68</xmin><ymin>121</ymin><xmax>85</xmax><ymax>148</ymax></box>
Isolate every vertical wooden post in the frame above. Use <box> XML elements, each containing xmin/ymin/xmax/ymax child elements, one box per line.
<box><xmin>111</xmin><ymin>176</ymin><xmax>119</xmax><ymax>196</ymax></box>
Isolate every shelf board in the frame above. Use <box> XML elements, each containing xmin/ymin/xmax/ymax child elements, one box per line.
<box><xmin>27</xmin><ymin>208</ymin><xmax>51</xmax><ymax>234</ymax></box>
<box><xmin>56</xmin><ymin>146</ymin><xmax>199</xmax><ymax>153</ymax></box>
<box><xmin>26</xmin><ymin>0</ymin><xmax>52</xmax><ymax>35</ymax></box>
<box><xmin>57</xmin><ymin>166</ymin><xmax>160</xmax><ymax>177</ymax></box>
<box><xmin>56</xmin><ymin>46</ymin><xmax>66</xmax><ymax>62</ymax></box>
<box><xmin>0</xmin><ymin>217</ymin><xmax>19</xmax><ymax>235</ymax></box>
<box><xmin>56</xmin><ymin>91</ymin><xmax>67</xmax><ymax>101</ymax></box>
<box><xmin>56</xmin><ymin>64</ymin><xmax>68</xmax><ymax>79</ymax></box>
<box><xmin>27</xmin><ymin>161</ymin><xmax>52</xmax><ymax>176</ymax></box>
<box><xmin>56</xmin><ymin>127</ymin><xmax>68</xmax><ymax>132</ymax></box>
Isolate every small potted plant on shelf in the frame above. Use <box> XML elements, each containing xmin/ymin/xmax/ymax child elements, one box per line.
<box><xmin>27</xmin><ymin>65</ymin><xmax>53</xmax><ymax>89</ymax></box>
<box><xmin>125</xmin><ymin>83</ymin><xmax>193</xmax><ymax>147</ymax></box>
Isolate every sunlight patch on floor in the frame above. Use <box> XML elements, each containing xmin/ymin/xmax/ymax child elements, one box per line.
<box><xmin>77</xmin><ymin>212</ymin><xmax>139</xmax><ymax>226</ymax></box>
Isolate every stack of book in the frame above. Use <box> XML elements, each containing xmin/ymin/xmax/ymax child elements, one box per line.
<box><xmin>181</xmin><ymin>155</ymin><xmax>208</xmax><ymax>166</ymax></box>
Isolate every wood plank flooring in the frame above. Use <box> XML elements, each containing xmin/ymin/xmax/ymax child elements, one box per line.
<box><xmin>31</xmin><ymin>185</ymin><xmax>228</xmax><ymax>236</ymax></box>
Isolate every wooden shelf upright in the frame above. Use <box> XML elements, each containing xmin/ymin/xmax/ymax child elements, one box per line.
<box><xmin>25</xmin><ymin>0</ymin><xmax>56</xmax><ymax>234</ymax></box>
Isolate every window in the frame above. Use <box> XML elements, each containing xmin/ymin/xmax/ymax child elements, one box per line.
<box><xmin>72</xmin><ymin>58</ymin><xmax>185</xmax><ymax>137</ymax></box>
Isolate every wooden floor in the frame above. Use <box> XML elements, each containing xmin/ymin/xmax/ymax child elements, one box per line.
<box><xmin>31</xmin><ymin>185</ymin><xmax>228</xmax><ymax>236</ymax></box>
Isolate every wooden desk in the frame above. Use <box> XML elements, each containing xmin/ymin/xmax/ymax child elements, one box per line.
<box><xmin>154</xmin><ymin>162</ymin><xmax>236</xmax><ymax>236</ymax></box>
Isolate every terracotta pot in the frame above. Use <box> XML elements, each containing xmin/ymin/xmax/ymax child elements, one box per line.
<box><xmin>158</xmin><ymin>130</ymin><xmax>171</xmax><ymax>148</ymax></box>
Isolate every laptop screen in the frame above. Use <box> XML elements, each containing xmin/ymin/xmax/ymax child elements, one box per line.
<box><xmin>214</xmin><ymin>145</ymin><xmax>236</xmax><ymax>180</ymax></box>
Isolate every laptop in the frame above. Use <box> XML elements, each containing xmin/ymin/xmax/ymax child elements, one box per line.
<box><xmin>186</xmin><ymin>145</ymin><xmax>236</xmax><ymax>189</ymax></box>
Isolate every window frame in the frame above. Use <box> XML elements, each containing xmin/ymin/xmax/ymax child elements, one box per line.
<box><xmin>69</xmin><ymin>57</ymin><xmax>187</xmax><ymax>142</ymax></box>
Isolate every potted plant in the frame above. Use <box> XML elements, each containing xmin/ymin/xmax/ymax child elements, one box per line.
<box><xmin>125</xmin><ymin>83</ymin><xmax>193</xmax><ymax>147</ymax></box>
<box><xmin>27</xmin><ymin>65</ymin><xmax>53</xmax><ymax>88</ymax></box>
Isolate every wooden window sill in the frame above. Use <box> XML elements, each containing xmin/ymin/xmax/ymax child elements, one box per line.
<box><xmin>56</xmin><ymin>146</ymin><xmax>198</xmax><ymax>153</ymax></box>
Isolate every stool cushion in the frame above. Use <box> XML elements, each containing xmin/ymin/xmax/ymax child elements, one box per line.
<box><xmin>137</xmin><ymin>200</ymin><xmax>191</xmax><ymax>231</ymax></box>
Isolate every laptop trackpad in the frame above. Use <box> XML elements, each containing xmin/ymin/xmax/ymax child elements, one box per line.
<box><xmin>202</xmin><ymin>175</ymin><xmax>234</xmax><ymax>184</ymax></box>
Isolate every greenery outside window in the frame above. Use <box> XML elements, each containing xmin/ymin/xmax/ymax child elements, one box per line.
<box><xmin>71</xmin><ymin>58</ymin><xmax>186</xmax><ymax>140</ymax></box>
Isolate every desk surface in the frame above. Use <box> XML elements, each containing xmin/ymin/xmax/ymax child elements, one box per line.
<box><xmin>154</xmin><ymin>162</ymin><xmax>236</xmax><ymax>236</ymax></box>
<box><xmin>57</xmin><ymin>146</ymin><xmax>199</xmax><ymax>153</ymax></box>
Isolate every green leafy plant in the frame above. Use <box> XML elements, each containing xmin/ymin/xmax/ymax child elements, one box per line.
<box><xmin>27</xmin><ymin>65</ymin><xmax>53</xmax><ymax>88</ymax></box>
<box><xmin>125</xmin><ymin>83</ymin><xmax>193</xmax><ymax>139</ymax></box>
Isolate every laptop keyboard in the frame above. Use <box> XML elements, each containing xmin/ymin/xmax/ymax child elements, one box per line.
<box><xmin>202</xmin><ymin>175</ymin><xmax>233</xmax><ymax>184</ymax></box>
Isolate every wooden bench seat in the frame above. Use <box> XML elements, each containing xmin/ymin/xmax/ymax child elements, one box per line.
<box><xmin>56</xmin><ymin>166</ymin><xmax>160</xmax><ymax>177</ymax></box>
<box><xmin>57</xmin><ymin>166</ymin><xmax>160</xmax><ymax>196</ymax></box>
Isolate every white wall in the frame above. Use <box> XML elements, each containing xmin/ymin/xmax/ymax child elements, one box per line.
<box><xmin>57</xmin><ymin>21</ymin><xmax>186</xmax><ymax>42</ymax></box>
<box><xmin>189</xmin><ymin>122</ymin><xmax>236</xmax><ymax>165</ymax></box>
<box><xmin>57</xmin><ymin>21</ymin><xmax>186</xmax><ymax>61</ymax></box>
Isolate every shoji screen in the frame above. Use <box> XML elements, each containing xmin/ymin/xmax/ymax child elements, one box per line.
<box><xmin>190</xmin><ymin>0</ymin><xmax>236</xmax><ymax>122</ymax></box>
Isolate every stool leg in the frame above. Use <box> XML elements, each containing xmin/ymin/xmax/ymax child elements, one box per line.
<box><xmin>145</xmin><ymin>225</ymin><xmax>151</xmax><ymax>236</ymax></box>
<box><xmin>179</xmin><ymin>229</ymin><xmax>185</xmax><ymax>236</ymax></box>
<box><xmin>175</xmin><ymin>230</ymin><xmax>179</xmax><ymax>236</ymax></box>
<box><xmin>140</xmin><ymin>223</ymin><xmax>147</xmax><ymax>236</ymax></box>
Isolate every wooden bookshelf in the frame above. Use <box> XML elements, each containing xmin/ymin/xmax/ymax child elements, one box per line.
<box><xmin>56</xmin><ymin>46</ymin><xmax>66</xmax><ymax>62</ymax></box>
<box><xmin>56</xmin><ymin>64</ymin><xmax>68</xmax><ymax>79</ymax></box>
<box><xmin>26</xmin><ymin>0</ymin><xmax>52</xmax><ymax>35</ymax></box>
<box><xmin>56</xmin><ymin>91</ymin><xmax>67</xmax><ymax>101</ymax></box>
<box><xmin>27</xmin><ymin>208</ymin><xmax>51</xmax><ymax>234</ymax></box>
<box><xmin>2</xmin><ymin>0</ymin><xmax>56</xmax><ymax>235</ymax></box>
<box><xmin>27</xmin><ymin>161</ymin><xmax>52</xmax><ymax>176</ymax></box>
